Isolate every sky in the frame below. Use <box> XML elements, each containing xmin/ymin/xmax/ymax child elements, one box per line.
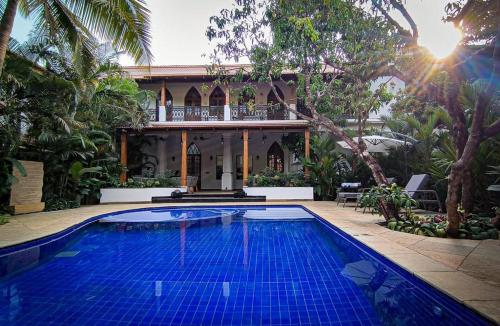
<box><xmin>11</xmin><ymin>0</ymin><xmax>462</xmax><ymax>66</ymax></box>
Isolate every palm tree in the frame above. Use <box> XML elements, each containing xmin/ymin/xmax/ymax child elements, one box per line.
<box><xmin>0</xmin><ymin>0</ymin><xmax>152</xmax><ymax>74</ymax></box>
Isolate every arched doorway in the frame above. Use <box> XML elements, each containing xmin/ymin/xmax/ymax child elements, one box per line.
<box><xmin>187</xmin><ymin>142</ymin><xmax>201</xmax><ymax>189</ymax></box>
<box><xmin>267</xmin><ymin>142</ymin><xmax>284</xmax><ymax>172</ymax></box>
<box><xmin>185</xmin><ymin>87</ymin><xmax>201</xmax><ymax>106</ymax></box>
<box><xmin>267</xmin><ymin>87</ymin><xmax>285</xmax><ymax>120</ymax></box>
<box><xmin>209</xmin><ymin>86</ymin><xmax>226</xmax><ymax>106</ymax></box>
<box><xmin>185</xmin><ymin>87</ymin><xmax>202</xmax><ymax>121</ymax></box>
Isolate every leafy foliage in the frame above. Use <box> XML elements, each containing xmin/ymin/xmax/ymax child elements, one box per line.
<box><xmin>207</xmin><ymin>0</ymin><xmax>412</xmax><ymax>186</ymax></box>
<box><xmin>0</xmin><ymin>39</ymin><xmax>153</xmax><ymax>211</ymax></box>
<box><xmin>113</xmin><ymin>171</ymin><xmax>179</xmax><ymax>188</ymax></box>
<box><xmin>45</xmin><ymin>198</ymin><xmax>81</xmax><ymax>212</ymax></box>
<box><xmin>1</xmin><ymin>0</ymin><xmax>152</xmax><ymax>67</ymax></box>
<box><xmin>387</xmin><ymin>214</ymin><xmax>499</xmax><ymax>240</ymax></box>
<box><xmin>303</xmin><ymin>135</ymin><xmax>346</xmax><ymax>200</ymax></box>
<box><xmin>360</xmin><ymin>184</ymin><xmax>417</xmax><ymax>220</ymax></box>
<box><xmin>0</xmin><ymin>214</ymin><xmax>9</xmax><ymax>225</ymax></box>
<box><xmin>248</xmin><ymin>168</ymin><xmax>306</xmax><ymax>187</ymax></box>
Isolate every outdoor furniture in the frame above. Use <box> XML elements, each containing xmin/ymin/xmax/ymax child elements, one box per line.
<box><xmin>404</xmin><ymin>174</ymin><xmax>442</xmax><ymax>212</ymax></box>
<box><xmin>336</xmin><ymin>182</ymin><xmax>363</xmax><ymax>207</ymax></box>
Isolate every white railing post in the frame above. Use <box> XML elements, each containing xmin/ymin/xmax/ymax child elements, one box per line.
<box><xmin>224</xmin><ymin>105</ymin><xmax>231</xmax><ymax>121</ymax></box>
<box><xmin>158</xmin><ymin>106</ymin><xmax>166</xmax><ymax>122</ymax></box>
<box><xmin>289</xmin><ymin>104</ymin><xmax>297</xmax><ymax>120</ymax></box>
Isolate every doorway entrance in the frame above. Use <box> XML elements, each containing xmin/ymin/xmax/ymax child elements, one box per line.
<box><xmin>187</xmin><ymin>143</ymin><xmax>201</xmax><ymax>190</ymax></box>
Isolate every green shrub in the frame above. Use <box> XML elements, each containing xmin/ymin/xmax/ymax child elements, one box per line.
<box><xmin>248</xmin><ymin>168</ymin><xmax>306</xmax><ymax>187</ymax></box>
<box><xmin>45</xmin><ymin>198</ymin><xmax>81</xmax><ymax>211</ymax></box>
<box><xmin>111</xmin><ymin>170</ymin><xmax>179</xmax><ymax>188</ymax></box>
<box><xmin>386</xmin><ymin>213</ymin><xmax>498</xmax><ymax>239</ymax></box>
<box><xmin>0</xmin><ymin>214</ymin><xmax>9</xmax><ymax>225</ymax></box>
<box><xmin>359</xmin><ymin>183</ymin><xmax>416</xmax><ymax>220</ymax></box>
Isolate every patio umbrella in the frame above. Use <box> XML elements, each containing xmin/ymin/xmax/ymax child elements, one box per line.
<box><xmin>336</xmin><ymin>135</ymin><xmax>408</xmax><ymax>153</ymax></box>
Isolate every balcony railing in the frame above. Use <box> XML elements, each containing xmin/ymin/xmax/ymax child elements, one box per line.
<box><xmin>149</xmin><ymin>104</ymin><xmax>297</xmax><ymax>122</ymax></box>
<box><xmin>230</xmin><ymin>104</ymin><xmax>289</xmax><ymax>120</ymax></box>
<box><xmin>149</xmin><ymin>106</ymin><xmax>224</xmax><ymax>122</ymax></box>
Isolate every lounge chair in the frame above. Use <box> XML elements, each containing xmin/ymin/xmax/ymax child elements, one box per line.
<box><xmin>356</xmin><ymin>174</ymin><xmax>442</xmax><ymax>213</ymax></box>
<box><xmin>404</xmin><ymin>174</ymin><xmax>442</xmax><ymax>212</ymax></box>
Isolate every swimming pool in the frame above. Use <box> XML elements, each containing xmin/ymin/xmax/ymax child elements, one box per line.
<box><xmin>0</xmin><ymin>206</ymin><xmax>491</xmax><ymax>325</ymax></box>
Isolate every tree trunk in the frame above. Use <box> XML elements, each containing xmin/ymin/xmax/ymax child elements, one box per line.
<box><xmin>0</xmin><ymin>0</ymin><xmax>19</xmax><ymax>74</ymax></box>
<box><xmin>446</xmin><ymin>164</ymin><xmax>462</xmax><ymax>237</ymax></box>
<box><xmin>359</xmin><ymin>150</ymin><xmax>388</xmax><ymax>185</ymax></box>
<box><xmin>461</xmin><ymin>166</ymin><xmax>474</xmax><ymax>216</ymax></box>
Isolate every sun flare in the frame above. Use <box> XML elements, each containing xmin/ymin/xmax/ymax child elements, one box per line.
<box><xmin>419</xmin><ymin>24</ymin><xmax>462</xmax><ymax>59</ymax></box>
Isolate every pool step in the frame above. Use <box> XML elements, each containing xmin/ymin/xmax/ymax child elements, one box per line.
<box><xmin>152</xmin><ymin>195</ymin><xmax>266</xmax><ymax>203</ymax></box>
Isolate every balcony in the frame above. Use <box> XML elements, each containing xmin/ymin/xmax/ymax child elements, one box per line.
<box><xmin>148</xmin><ymin>106</ymin><xmax>224</xmax><ymax>122</ymax></box>
<box><xmin>230</xmin><ymin>104</ymin><xmax>289</xmax><ymax>120</ymax></box>
<box><xmin>148</xmin><ymin>104</ymin><xmax>296</xmax><ymax>122</ymax></box>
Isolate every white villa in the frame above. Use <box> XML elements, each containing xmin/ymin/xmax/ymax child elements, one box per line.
<box><xmin>117</xmin><ymin>65</ymin><xmax>403</xmax><ymax>193</ymax></box>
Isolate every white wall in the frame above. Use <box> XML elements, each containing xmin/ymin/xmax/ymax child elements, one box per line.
<box><xmin>100</xmin><ymin>187</ymin><xmax>187</xmax><ymax>203</ymax></box>
<box><xmin>369</xmin><ymin>76</ymin><xmax>405</xmax><ymax>119</ymax></box>
<box><xmin>244</xmin><ymin>187</ymin><xmax>314</xmax><ymax>200</ymax></box>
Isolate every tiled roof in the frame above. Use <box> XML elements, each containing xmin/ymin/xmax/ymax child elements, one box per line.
<box><xmin>123</xmin><ymin>64</ymin><xmax>339</xmax><ymax>79</ymax></box>
<box><xmin>123</xmin><ymin>64</ymin><xmax>254</xmax><ymax>79</ymax></box>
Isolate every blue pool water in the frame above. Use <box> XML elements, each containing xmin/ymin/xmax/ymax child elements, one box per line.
<box><xmin>0</xmin><ymin>206</ymin><xmax>490</xmax><ymax>325</ymax></box>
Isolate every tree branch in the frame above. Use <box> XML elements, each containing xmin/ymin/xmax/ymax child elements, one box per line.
<box><xmin>483</xmin><ymin>119</ymin><xmax>500</xmax><ymax>139</ymax></box>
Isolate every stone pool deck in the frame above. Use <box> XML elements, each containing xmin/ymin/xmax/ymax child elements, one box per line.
<box><xmin>0</xmin><ymin>201</ymin><xmax>499</xmax><ymax>323</ymax></box>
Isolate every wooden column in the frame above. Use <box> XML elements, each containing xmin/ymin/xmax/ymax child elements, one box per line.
<box><xmin>304</xmin><ymin>128</ymin><xmax>310</xmax><ymax>176</ymax></box>
<box><xmin>181</xmin><ymin>130</ymin><xmax>188</xmax><ymax>187</ymax></box>
<box><xmin>243</xmin><ymin>129</ymin><xmax>249</xmax><ymax>187</ymax></box>
<box><xmin>160</xmin><ymin>80</ymin><xmax>166</xmax><ymax>106</ymax></box>
<box><xmin>120</xmin><ymin>129</ymin><xmax>128</xmax><ymax>183</ymax></box>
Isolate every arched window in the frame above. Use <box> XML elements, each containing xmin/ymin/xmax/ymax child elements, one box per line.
<box><xmin>187</xmin><ymin>142</ymin><xmax>201</xmax><ymax>155</ymax></box>
<box><xmin>209</xmin><ymin>86</ymin><xmax>226</xmax><ymax>106</ymax></box>
<box><xmin>267</xmin><ymin>87</ymin><xmax>285</xmax><ymax>120</ymax></box>
<box><xmin>185</xmin><ymin>87</ymin><xmax>201</xmax><ymax>107</ymax></box>
<box><xmin>267</xmin><ymin>142</ymin><xmax>284</xmax><ymax>172</ymax></box>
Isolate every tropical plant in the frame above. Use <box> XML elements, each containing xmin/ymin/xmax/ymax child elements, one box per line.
<box><xmin>435</xmin><ymin>2</ymin><xmax>500</xmax><ymax>236</ymax></box>
<box><xmin>0</xmin><ymin>0</ymin><xmax>152</xmax><ymax>74</ymax></box>
<box><xmin>0</xmin><ymin>38</ymin><xmax>152</xmax><ymax>211</ymax></box>
<box><xmin>360</xmin><ymin>184</ymin><xmax>417</xmax><ymax>221</ymax></box>
<box><xmin>114</xmin><ymin>170</ymin><xmax>179</xmax><ymax>188</ymax></box>
<box><xmin>386</xmin><ymin>214</ymin><xmax>447</xmax><ymax>237</ymax></box>
<box><xmin>45</xmin><ymin>198</ymin><xmax>80</xmax><ymax>211</ymax></box>
<box><xmin>68</xmin><ymin>161</ymin><xmax>103</xmax><ymax>203</ymax></box>
<box><xmin>248</xmin><ymin>168</ymin><xmax>306</xmax><ymax>187</ymax></box>
<box><xmin>303</xmin><ymin>135</ymin><xmax>346</xmax><ymax>200</ymax></box>
<box><xmin>0</xmin><ymin>213</ymin><xmax>9</xmax><ymax>225</ymax></box>
<box><xmin>387</xmin><ymin>213</ymin><xmax>499</xmax><ymax>240</ymax></box>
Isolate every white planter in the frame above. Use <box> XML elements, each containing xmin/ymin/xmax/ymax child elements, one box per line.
<box><xmin>244</xmin><ymin>187</ymin><xmax>314</xmax><ymax>200</ymax></box>
<box><xmin>100</xmin><ymin>187</ymin><xmax>187</xmax><ymax>204</ymax></box>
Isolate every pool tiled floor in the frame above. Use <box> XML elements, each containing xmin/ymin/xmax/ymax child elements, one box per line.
<box><xmin>0</xmin><ymin>202</ymin><xmax>499</xmax><ymax>323</ymax></box>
